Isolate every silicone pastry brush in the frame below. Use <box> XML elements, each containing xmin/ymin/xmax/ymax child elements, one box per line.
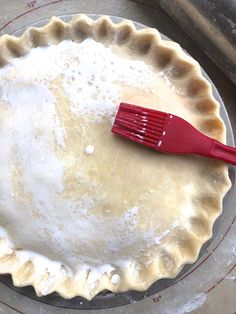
<box><xmin>112</xmin><ymin>102</ymin><xmax>236</xmax><ymax>165</ymax></box>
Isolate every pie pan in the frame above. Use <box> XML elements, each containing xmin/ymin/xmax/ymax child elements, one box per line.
<box><xmin>0</xmin><ymin>14</ymin><xmax>234</xmax><ymax>310</ymax></box>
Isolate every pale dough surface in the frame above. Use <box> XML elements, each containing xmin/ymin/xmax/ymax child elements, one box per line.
<box><xmin>0</xmin><ymin>16</ymin><xmax>231</xmax><ymax>300</ymax></box>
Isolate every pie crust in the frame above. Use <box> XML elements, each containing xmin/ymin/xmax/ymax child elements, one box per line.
<box><xmin>0</xmin><ymin>15</ymin><xmax>231</xmax><ymax>300</ymax></box>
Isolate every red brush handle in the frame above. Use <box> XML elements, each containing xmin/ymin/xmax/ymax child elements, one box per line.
<box><xmin>160</xmin><ymin>115</ymin><xmax>236</xmax><ymax>166</ymax></box>
<box><xmin>207</xmin><ymin>140</ymin><xmax>236</xmax><ymax>165</ymax></box>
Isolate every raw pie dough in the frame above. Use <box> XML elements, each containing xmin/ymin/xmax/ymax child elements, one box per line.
<box><xmin>0</xmin><ymin>15</ymin><xmax>231</xmax><ymax>300</ymax></box>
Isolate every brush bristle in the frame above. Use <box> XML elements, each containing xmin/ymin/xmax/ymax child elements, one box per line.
<box><xmin>112</xmin><ymin>102</ymin><xmax>168</xmax><ymax>149</ymax></box>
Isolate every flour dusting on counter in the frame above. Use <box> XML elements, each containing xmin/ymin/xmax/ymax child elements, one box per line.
<box><xmin>172</xmin><ymin>293</ymin><xmax>206</xmax><ymax>314</ymax></box>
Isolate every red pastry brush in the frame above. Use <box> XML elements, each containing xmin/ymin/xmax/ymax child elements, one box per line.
<box><xmin>111</xmin><ymin>102</ymin><xmax>236</xmax><ymax>165</ymax></box>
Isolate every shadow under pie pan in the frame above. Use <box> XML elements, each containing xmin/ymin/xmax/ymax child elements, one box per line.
<box><xmin>0</xmin><ymin>14</ymin><xmax>235</xmax><ymax>310</ymax></box>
